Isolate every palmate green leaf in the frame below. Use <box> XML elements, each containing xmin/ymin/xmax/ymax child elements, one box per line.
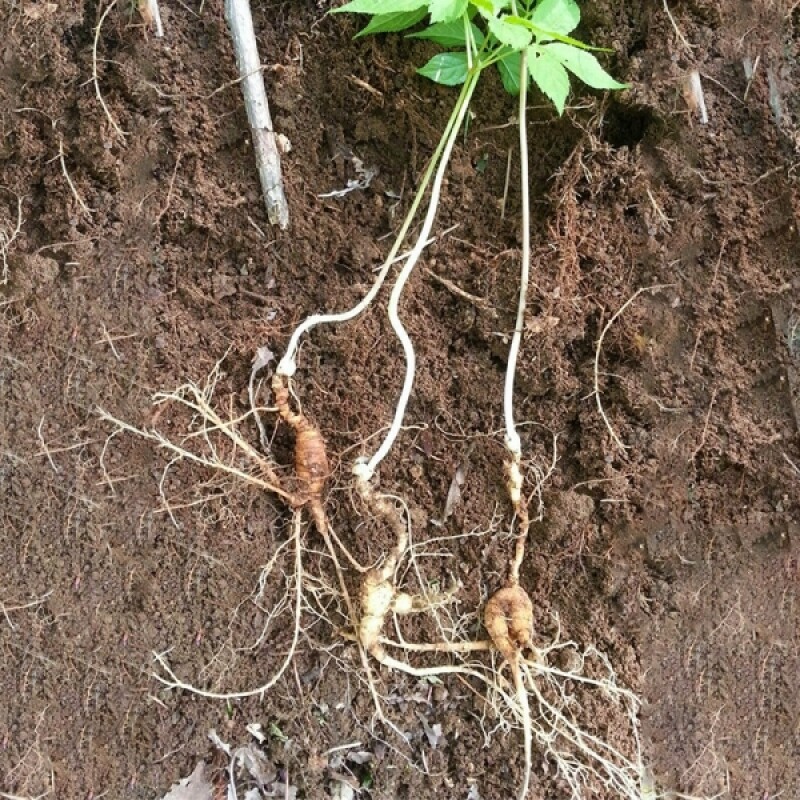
<box><xmin>428</xmin><ymin>0</ymin><xmax>469</xmax><ymax>23</ymax></box>
<box><xmin>527</xmin><ymin>45</ymin><xmax>570</xmax><ymax>114</ymax></box>
<box><xmin>417</xmin><ymin>51</ymin><xmax>470</xmax><ymax>85</ymax></box>
<box><xmin>355</xmin><ymin>9</ymin><xmax>428</xmax><ymax>37</ymax></box>
<box><xmin>487</xmin><ymin>15</ymin><xmax>532</xmax><ymax>49</ymax></box>
<box><xmin>530</xmin><ymin>0</ymin><xmax>579</xmax><ymax>36</ymax></box>
<box><xmin>408</xmin><ymin>19</ymin><xmax>484</xmax><ymax>47</ymax></box>
<box><xmin>543</xmin><ymin>42</ymin><xmax>628</xmax><ymax>89</ymax></box>
<box><xmin>332</xmin><ymin>0</ymin><xmax>427</xmax><ymax>14</ymax></box>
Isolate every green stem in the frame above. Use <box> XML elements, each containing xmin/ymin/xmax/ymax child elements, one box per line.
<box><xmin>504</xmin><ymin>50</ymin><xmax>530</xmax><ymax>459</ymax></box>
<box><xmin>277</xmin><ymin>74</ymin><xmax>479</xmax><ymax>378</ymax></box>
<box><xmin>358</xmin><ymin>69</ymin><xmax>482</xmax><ymax>479</ymax></box>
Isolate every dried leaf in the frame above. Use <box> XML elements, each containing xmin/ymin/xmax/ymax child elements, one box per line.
<box><xmin>318</xmin><ymin>154</ymin><xmax>377</xmax><ymax>199</ymax></box>
<box><xmin>160</xmin><ymin>763</ymin><xmax>213</xmax><ymax>800</ymax></box>
<box><xmin>466</xmin><ymin>784</ymin><xmax>482</xmax><ymax>800</ymax></box>
<box><xmin>346</xmin><ymin>750</ymin><xmax>374</xmax><ymax>765</ymax></box>
<box><xmin>209</xmin><ymin>729</ymin><xmax>232</xmax><ymax>757</ymax></box>
<box><xmin>442</xmin><ymin>462</ymin><xmax>466</xmax><ymax>521</ymax></box>
<box><xmin>526</xmin><ymin>314</ymin><xmax>560</xmax><ymax>334</ymax></box>
<box><xmin>252</xmin><ymin>346</ymin><xmax>275</xmax><ymax>373</ymax></box>
<box><xmin>24</xmin><ymin>3</ymin><xmax>57</xmax><ymax>19</ymax></box>
<box><xmin>416</xmin><ymin>712</ymin><xmax>446</xmax><ymax>749</ymax></box>
<box><xmin>233</xmin><ymin>744</ymin><xmax>275</xmax><ymax>786</ymax></box>
<box><xmin>683</xmin><ymin>69</ymin><xmax>708</xmax><ymax>124</ymax></box>
<box><xmin>246</xmin><ymin>722</ymin><xmax>266</xmax><ymax>744</ymax></box>
<box><xmin>330</xmin><ymin>780</ymin><xmax>355</xmax><ymax>800</ymax></box>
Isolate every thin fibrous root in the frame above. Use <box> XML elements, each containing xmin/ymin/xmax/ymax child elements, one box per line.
<box><xmin>93</xmin><ymin>0</ymin><xmax>126</xmax><ymax>140</ymax></box>
<box><xmin>593</xmin><ymin>284</ymin><xmax>673</xmax><ymax>453</ymax></box>
<box><xmin>152</xmin><ymin>509</ymin><xmax>305</xmax><ymax>700</ymax></box>
<box><xmin>0</xmin><ymin>192</ymin><xmax>23</xmax><ymax>285</ymax></box>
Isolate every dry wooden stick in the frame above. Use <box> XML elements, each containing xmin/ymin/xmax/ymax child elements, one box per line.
<box><xmin>145</xmin><ymin>0</ymin><xmax>164</xmax><ymax>38</ymax></box>
<box><xmin>225</xmin><ymin>0</ymin><xmax>290</xmax><ymax>229</ymax></box>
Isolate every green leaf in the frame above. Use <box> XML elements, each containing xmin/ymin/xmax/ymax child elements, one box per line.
<box><xmin>488</xmin><ymin>15</ymin><xmax>532</xmax><ymax>49</ymax></box>
<box><xmin>355</xmin><ymin>9</ymin><xmax>427</xmax><ymax>36</ymax></box>
<box><xmin>527</xmin><ymin>45</ymin><xmax>570</xmax><ymax>114</ymax></box>
<box><xmin>471</xmin><ymin>0</ymin><xmax>509</xmax><ymax>20</ymax></box>
<box><xmin>531</xmin><ymin>0</ymin><xmax>580</xmax><ymax>36</ymax></box>
<box><xmin>428</xmin><ymin>0</ymin><xmax>468</xmax><ymax>23</ymax></box>
<box><xmin>496</xmin><ymin>51</ymin><xmax>523</xmax><ymax>95</ymax></box>
<box><xmin>332</xmin><ymin>0</ymin><xmax>428</xmax><ymax>14</ymax></box>
<box><xmin>542</xmin><ymin>42</ymin><xmax>628</xmax><ymax>89</ymax></box>
<box><xmin>417</xmin><ymin>51</ymin><xmax>470</xmax><ymax>85</ymax></box>
<box><xmin>506</xmin><ymin>15</ymin><xmax>608</xmax><ymax>50</ymax></box>
<box><xmin>408</xmin><ymin>19</ymin><xmax>483</xmax><ymax>47</ymax></box>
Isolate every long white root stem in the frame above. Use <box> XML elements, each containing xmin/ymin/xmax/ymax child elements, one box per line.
<box><xmin>504</xmin><ymin>50</ymin><xmax>531</xmax><ymax>462</ymax></box>
<box><xmin>277</xmin><ymin>76</ymin><xmax>478</xmax><ymax>380</ymax></box>
<box><xmin>359</xmin><ymin>72</ymin><xmax>481</xmax><ymax>479</ymax></box>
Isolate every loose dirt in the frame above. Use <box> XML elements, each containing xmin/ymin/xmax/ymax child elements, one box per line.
<box><xmin>1</xmin><ymin>1</ymin><xmax>798</xmax><ymax>798</ymax></box>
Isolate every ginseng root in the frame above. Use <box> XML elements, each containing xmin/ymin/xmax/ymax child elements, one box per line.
<box><xmin>271</xmin><ymin>373</ymin><xmax>331</xmax><ymax>540</ymax></box>
<box><xmin>353</xmin><ymin>470</ymin><xmax>459</xmax><ymax>663</ymax></box>
<box><xmin>484</xmin><ymin>583</ymin><xmax>535</xmax><ymax>800</ymax></box>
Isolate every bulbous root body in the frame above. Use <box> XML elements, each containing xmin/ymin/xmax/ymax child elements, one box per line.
<box><xmin>354</xmin><ymin>473</ymin><xmax>459</xmax><ymax>660</ymax></box>
<box><xmin>485</xmin><ymin>583</ymin><xmax>535</xmax><ymax>800</ymax></box>
<box><xmin>484</xmin><ymin>584</ymin><xmax>534</xmax><ymax>664</ymax></box>
<box><xmin>270</xmin><ymin>373</ymin><xmax>335</xmax><ymax>541</ymax></box>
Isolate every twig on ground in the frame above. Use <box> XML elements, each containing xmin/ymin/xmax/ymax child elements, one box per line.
<box><xmin>142</xmin><ymin>0</ymin><xmax>164</xmax><ymax>37</ymax></box>
<box><xmin>424</xmin><ymin>267</ymin><xmax>497</xmax><ymax>319</ymax></box>
<box><xmin>689</xmin><ymin>389</ymin><xmax>718</xmax><ymax>464</ymax></box>
<box><xmin>225</xmin><ymin>0</ymin><xmax>289</xmax><ymax>229</ymax></box>
<box><xmin>684</xmin><ymin>70</ymin><xmax>709</xmax><ymax>124</ymax></box>
<box><xmin>743</xmin><ymin>56</ymin><xmax>760</xmax><ymax>102</ymax></box>
<box><xmin>36</xmin><ymin>416</ymin><xmax>60</xmax><ymax>474</ymax></box>
<box><xmin>663</xmin><ymin>0</ymin><xmax>693</xmax><ymax>53</ymax></box>
<box><xmin>153</xmin><ymin>152</ymin><xmax>182</xmax><ymax>226</ymax></box>
<box><xmin>1</xmin><ymin>591</ymin><xmax>53</xmax><ymax>631</ymax></box>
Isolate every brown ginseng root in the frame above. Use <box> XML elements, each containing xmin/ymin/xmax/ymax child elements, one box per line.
<box><xmin>271</xmin><ymin>373</ymin><xmax>329</xmax><ymax>530</ymax></box>
<box><xmin>351</xmin><ymin>455</ymin><xmax>644</xmax><ymax>800</ymax></box>
<box><xmin>99</xmin><ymin>355</ymin><xmax>356</xmax><ymax>701</ymax></box>
<box><xmin>484</xmin><ymin>584</ymin><xmax>535</xmax><ymax>800</ymax></box>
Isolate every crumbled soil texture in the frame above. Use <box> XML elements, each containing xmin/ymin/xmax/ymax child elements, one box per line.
<box><xmin>2</xmin><ymin>1</ymin><xmax>799</xmax><ymax>798</ymax></box>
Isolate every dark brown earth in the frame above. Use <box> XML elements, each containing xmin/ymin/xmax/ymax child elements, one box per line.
<box><xmin>1</xmin><ymin>1</ymin><xmax>799</xmax><ymax>798</ymax></box>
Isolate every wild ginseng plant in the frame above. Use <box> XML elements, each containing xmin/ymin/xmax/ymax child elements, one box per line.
<box><xmin>273</xmin><ymin>2</ymin><xmax>638</xmax><ymax>799</ymax></box>
<box><xmin>102</xmin><ymin>3</ymin><xmax>640</xmax><ymax>798</ymax></box>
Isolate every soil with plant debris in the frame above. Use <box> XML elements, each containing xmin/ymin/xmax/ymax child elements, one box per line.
<box><xmin>1</xmin><ymin>1</ymin><xmax>799</xmax><ymax>798</ymax></box>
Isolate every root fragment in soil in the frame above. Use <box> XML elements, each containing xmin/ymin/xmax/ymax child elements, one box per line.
<box><xmin>92</xmin><ymin>0</ymin><xmax>126</xmax><ymax>141</ymax></box>
<box><xmin>593</xmin><ymin>284</ymin><xmax>673</xmax><ymax>453</ymax></box>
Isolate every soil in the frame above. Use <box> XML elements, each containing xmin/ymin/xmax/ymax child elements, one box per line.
<box><xmin>1</xmin><ymin>1</ymin><xmax>799</xmax><ymax>798</ymax></box>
